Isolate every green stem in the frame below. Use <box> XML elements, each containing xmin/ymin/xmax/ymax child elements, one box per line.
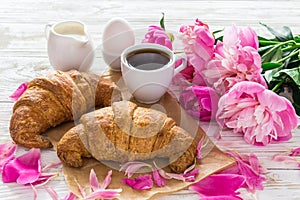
<box><xmin>259</xmin><ymin>40</ymin><xmax>281</xmax><ymax>45</ymax></box>
<box><xmin>276</xmin><ymin>49</ymin><xmax>300</xmax><ymax>63</ymax></box>
<box><xmin>259</xmin><ymin>40</ymin><xmax>296</xmax><ymax>46</ymax></box>
<box><xmin>282</xmin><ymin>44</ymin><xmax>300</xmax><ymax>51</ymax></box>
<box><xmin>271</xmin><ymin>78</ymin><xmax>285</xmax><ymax>92</ymax></box>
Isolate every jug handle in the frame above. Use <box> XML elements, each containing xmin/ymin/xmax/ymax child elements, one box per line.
<box><xmin>45</xmin><ymin>23</ymin><xmax>53</xmax><ymax>39</ymax></box>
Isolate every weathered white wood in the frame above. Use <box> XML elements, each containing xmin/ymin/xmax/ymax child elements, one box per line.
<box><xmin>0</xmin><ymin>0</ymin><xmax>300</xmax><ymax>199</ymax></box>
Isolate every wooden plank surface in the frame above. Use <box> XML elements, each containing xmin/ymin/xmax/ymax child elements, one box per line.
<box><xmin>0</xmin><ymin>0</ymin><xmax>300</xmax><ymax>199</ymax></box>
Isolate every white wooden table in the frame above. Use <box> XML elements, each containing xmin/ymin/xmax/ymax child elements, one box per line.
<box><xmin>0</xmin><ymin>0</ymin><xmax>300</xmax><ymax>199</ymax></box>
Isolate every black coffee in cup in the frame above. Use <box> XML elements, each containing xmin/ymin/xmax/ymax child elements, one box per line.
<box><xmin>126</xmin><ymin>48</ymin><xmax>171</xmax><ymax>70</ymax></box>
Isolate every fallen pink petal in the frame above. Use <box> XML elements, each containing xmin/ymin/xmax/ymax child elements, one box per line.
<box><xmin>222</xmin><ymin>151</ymin><xmax>266</xmax><ymax>192</ymax></box>
<box><xmin>182</xmin><ymin>168</ymin><xmax>199</xmax><ymax>182</ymax></box>
<box><xmin>200</xmin><ymin>195</ymin><xmax>242</xmax><ymax>200</ymax></box>
<box><xmin>2</xmin><ymin>148</ymin><xmax>41</xmax><ymax>184</ymax></box>
<box><xmin>152</xmin><ymin>168</ymin><xmax>166</xmax><ymax>187</ymax></box>
<box><xmin>30</xmin><ymin>173</ymin><xmax>59</xmax><ymax>187</ymax></box>
<box><xmin>9</xmin><ymin>82</ymin><xmax>29</xmax><ymax>102</ymax></box>
<box><xmin>272</xmin><ymin>154</ymin><xmax>299</xmax><ymax>165</ymax></box>
<box><xmin>196</xmin><ymin>137</ymin><xmax>205</xmax><ymax>159</ymax></box>
<box><xmin>158</xmin><ymin>166</ymin><xmax>199</xmax><ymax>182</ymax></box>
<box><xmin>89</xmin><ymin>169</ymin><xmax>99</xmax><ymax>192</ymax></box>
<box><xmin>42</xmin><ymin>161</ymin><xmax>62</xmax><ymax>171</ymax></box>
<box><xmin>84</xmin><ymin>189</ymin><xmax>122</xmax><ymax>200</ymax></box>
<box><xmin>119</xmin><ymin>161</ymin><xmax>152</xmax><ymax>177</ymax></box>
<box><xmin>0</xmin><ymin>141</ymin><xmax>17</xmax><ymax>172</ymax></box>
<box><xmin>44</xmin><ymin>185</ymin><xmax>78</xmax><ymax>200</ymax></box>
<box><xmin>100</xmin><ymin>170</ymin><xmax>112</xmax><ymax>189</ymax></box>
<box><xmin>122</xmin><ymin>174</ymin><xmax>153</xmax><ymax>190</ymax></box>
<box><xmin>290</xmin><ymin>147</ymin><xmax>300</xmax><ymax>156</ymax></box>
<box><xmin>190</xmin><ymin>174</ymin><xmax>245</xmax><ymax>198</ymax></box>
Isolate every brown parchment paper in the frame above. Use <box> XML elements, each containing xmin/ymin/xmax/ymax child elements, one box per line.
<box><xmin>46</xmin><ymin>70</ymin><xmax>235</xmax><ymax>200</ymax></box>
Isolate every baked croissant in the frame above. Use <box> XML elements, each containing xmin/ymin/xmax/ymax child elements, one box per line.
<box><xmin>10</xmin><ymin>70</ymin><xmax>121</xmax><ymax>149</ymax></box>
<box><xmin>57</xmin><ymin>101</ymin><xmax>199</xmax><ymax>173</ymax></box>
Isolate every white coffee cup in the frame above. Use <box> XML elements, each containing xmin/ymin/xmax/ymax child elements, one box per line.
<box><xmin>121</xmin><ymin>43</ymin><xmax>187</xmax><ymax>104</ymax></box>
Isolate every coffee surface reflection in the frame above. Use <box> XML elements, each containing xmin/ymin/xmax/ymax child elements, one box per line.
<box><xmin>126</xmin><ymin>49</ymin><xmax>171</xmax><ymax>70</ymax></box>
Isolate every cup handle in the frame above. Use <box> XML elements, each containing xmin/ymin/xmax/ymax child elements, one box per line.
<box><xmin>45</xmin><ymin>23</ymin><xmax>53</xmax><ymax>39</ymax></box>
<box><xmin>174</xmin><ymin>53</ymin><xmax>187</xmax><ymax>75</ymax></box>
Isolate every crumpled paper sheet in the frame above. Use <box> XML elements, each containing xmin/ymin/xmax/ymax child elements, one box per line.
<box><xmin>46</xmin><ymin>70</ymin><xmax>235</xmax><ymax>200</ymax></box>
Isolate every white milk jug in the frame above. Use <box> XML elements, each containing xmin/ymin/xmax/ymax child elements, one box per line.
<box><xmin>45</xmin><ymin>21</ymin><xmax>94</xmax><ymax>71</ymax></box>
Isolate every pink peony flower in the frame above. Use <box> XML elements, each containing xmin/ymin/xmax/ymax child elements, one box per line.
<box><xmin>122</xmin><ymin>174</ymin><xmax>153</xmax><ymax>190</ymax></box>
<box><xmin>179</xmin><ymin>86</ymin><xmax>220</xmax><ymax>121</ymax></box>
<box><xmin>189</xmin><ymin>174</ymin><xmax>245</xmax><ymax>199</ymax></box>
<box><xmin>203</xmin><ymin>25</ymin><xmax>267</xmax><ymax>94</ymax></box>
<box><xmin>238</xmin><ymin>26</ymin><xmax>259</xmax><ymax>50</ymax></box>
<box><xmin>174</xmin><ymin>60</ymin><xmax>195</xmax><ymax>83</ymax></box>
<box><xmin>179</xmin><ymin>19</ymin><xmax>215</xmax><ymax>73</ymax></box>
<box><xmin>216</xmin><ymin>81</ymin><xmax>299</xmax><ymax>145</ymax></box>
<box><xmin>142</xmin><ymin>25</ymin><xmax>173</xmax><ymax>50</ymax></box>
<box><xmin>221</xmin><ymin>151</ymin><xmax>266</xmax><ymax>192</ymax></box>
<box><xmin>9</xmin><ymin>82</ymin><xmax>28</xmax><ymax>102</ymax></box>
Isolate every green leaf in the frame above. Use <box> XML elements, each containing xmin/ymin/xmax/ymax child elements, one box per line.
<box><xmin>273</xmin><ymin>66</ymin><xmax>300</xmax><ymax>86</ymax></box>
<box><xmin>263</xmin><ymin>66</ymin><xmax>283</xmax><ymax>84</ymax></box>
<box><xmin>212</xmin><ymin>29</ymin><xmax>224</xmax><ymax>35</ymax></box>
<box><xmin>214</xmin><ymin>35</ymin><xmax>223</xmax><ymax>44</ymax></box>
<box><xmin>160</xmin><ymin>12</ymin><xmax>165</xmax><ymax>30</ymax></box>
<box><xmin>260</xmin><ymin>23</ymin><xmax>294</xmax><ymax>42</ymax></box>
<box><xmin>262</xmin><ymin>62</ymin><xmax>282</xmax><ymax>71</ymax></box>
<box><xmin>295</xmin><ymin>35</ymin><xmax>300</xmax><ymax>43</ymax></box>
<box><xmin>291</xmin><ymin>84</ymin><xmax>300</xmax><ymax>115</ymax></box>
<box><xmin>261</xmin><ymin>44</ymin><xmax>283</xmax><ymax>63</ymax></box>
<box><xmin>258</xmin><ymin>36</ymin><xmax>271</xmax><ymax>41</ymax></box>
<box><xmin>259</xmin><ymin>45</ymin><xmax>273</xmax><ymax>55</ymax></box>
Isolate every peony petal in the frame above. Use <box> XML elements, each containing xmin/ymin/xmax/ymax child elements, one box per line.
<box><xmin>42</xmin><ymin>161</ymin><xmax>62</xmax><ymax>171</ymax></box>
<box><xmin>196</xmin><ymin>137</ymin><xmax>205</xmax><ymax>159</ymax></box>
<box><xmin>200</xmin><ymin>195</ymin><xmax>242</xmax><ymax>200</ymax></box>
<box><xmin>225</xmin><ymin>151</ymin><xmax>266</xmax><ymax>192</ymax></box>
<box><xmin>189</xmin><ymin>174</ymin><xmax>245</xmax><ymax>196</ymax></box>
<box><xmin>64</xmin><ymin>192</ymin><xmax>78</xmax><ymax>200</ymax></box>
<box><xmin>89</xmin><ymin>169</ymin><xmax>99</xmax><ymax>191</ymax></box>
<box><xmin>272</xmin><ymin>154</ymin><xmax>299</xmax><ymax>165</ymax></box>
<box><xmin>100</xmin><ymin>170</ymin><xmax>112</xmax><ymax>189</ymax></box>
<box><xmin>159</xmin><ymin>167</ymin><xmax>198</xmax><ymax>182</ymax></box>
<box><xmin>122</xmin><ymin>174</ymin><xmax>153</xmax><ymax>190</ymax></box>
<box><xmin>119</xmin><ymin>161</ymin><xmax>152</xmax><ymax>177</ymax></box>
<box><xmin>29</xmin><ymin>173</ymin><xmax>58</xmax><ymax>187</ymax></box>
<box><xmin>290</xmin><ymin>147</ymin><xmax>300</xmax><ymax>156</ymax></box>
<box><xmin>31</xmin><ymin>184</ymin><xmax>38</xmax><ymax>200</ymax></box>
<box><xmin>0</xmin><ymin>142</ymin><xmax>17</xmax><ymax>172</ymax></box>
<box><xmin>183</xmin><ymin>168</ymin><xmax>199</xmax><ymax>182</ymax></box>
<box><xmin>75</xmin><ymin>179</ymin><xmax>86</xmax><ymax>198</ymax></box>
<box><xmin>44</xmin><ymin>185</ymin><xmax>60</xmax><ymax>200</ymax></box>
<box><xmin>9</xmin><ymin>82</ymin><xmax>28</xmax><ymax>102</ymax></box>
<box><xmin>2</xmin><ymin>148</ymin><xmax>41</xmax><ymax>184</ymax></box>
<box><xmin>84</xmin><ymin>189</ymin><xmax>122</xmax><ymax>200</ymax></box>
<box><xmin>152</xmin><ymin>168</ymin><xmax>166</xmax><ymax>187</ymax></box>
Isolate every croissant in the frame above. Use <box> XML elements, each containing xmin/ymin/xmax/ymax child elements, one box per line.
<box><xmin>57</xmin><ymin>101</ymin><xmax>198</xmax><ymax>173</ymax></box>
<box><xmin>10</xmin><ymin>70</ymin><xmax>121</xmax><ymax>149</ymax></box>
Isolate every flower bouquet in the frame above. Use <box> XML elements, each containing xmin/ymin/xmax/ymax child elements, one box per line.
<box><xmin>143</xmin><ymin>14</ymin><xmax>299</xmax><ymax>146</ymax></box>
